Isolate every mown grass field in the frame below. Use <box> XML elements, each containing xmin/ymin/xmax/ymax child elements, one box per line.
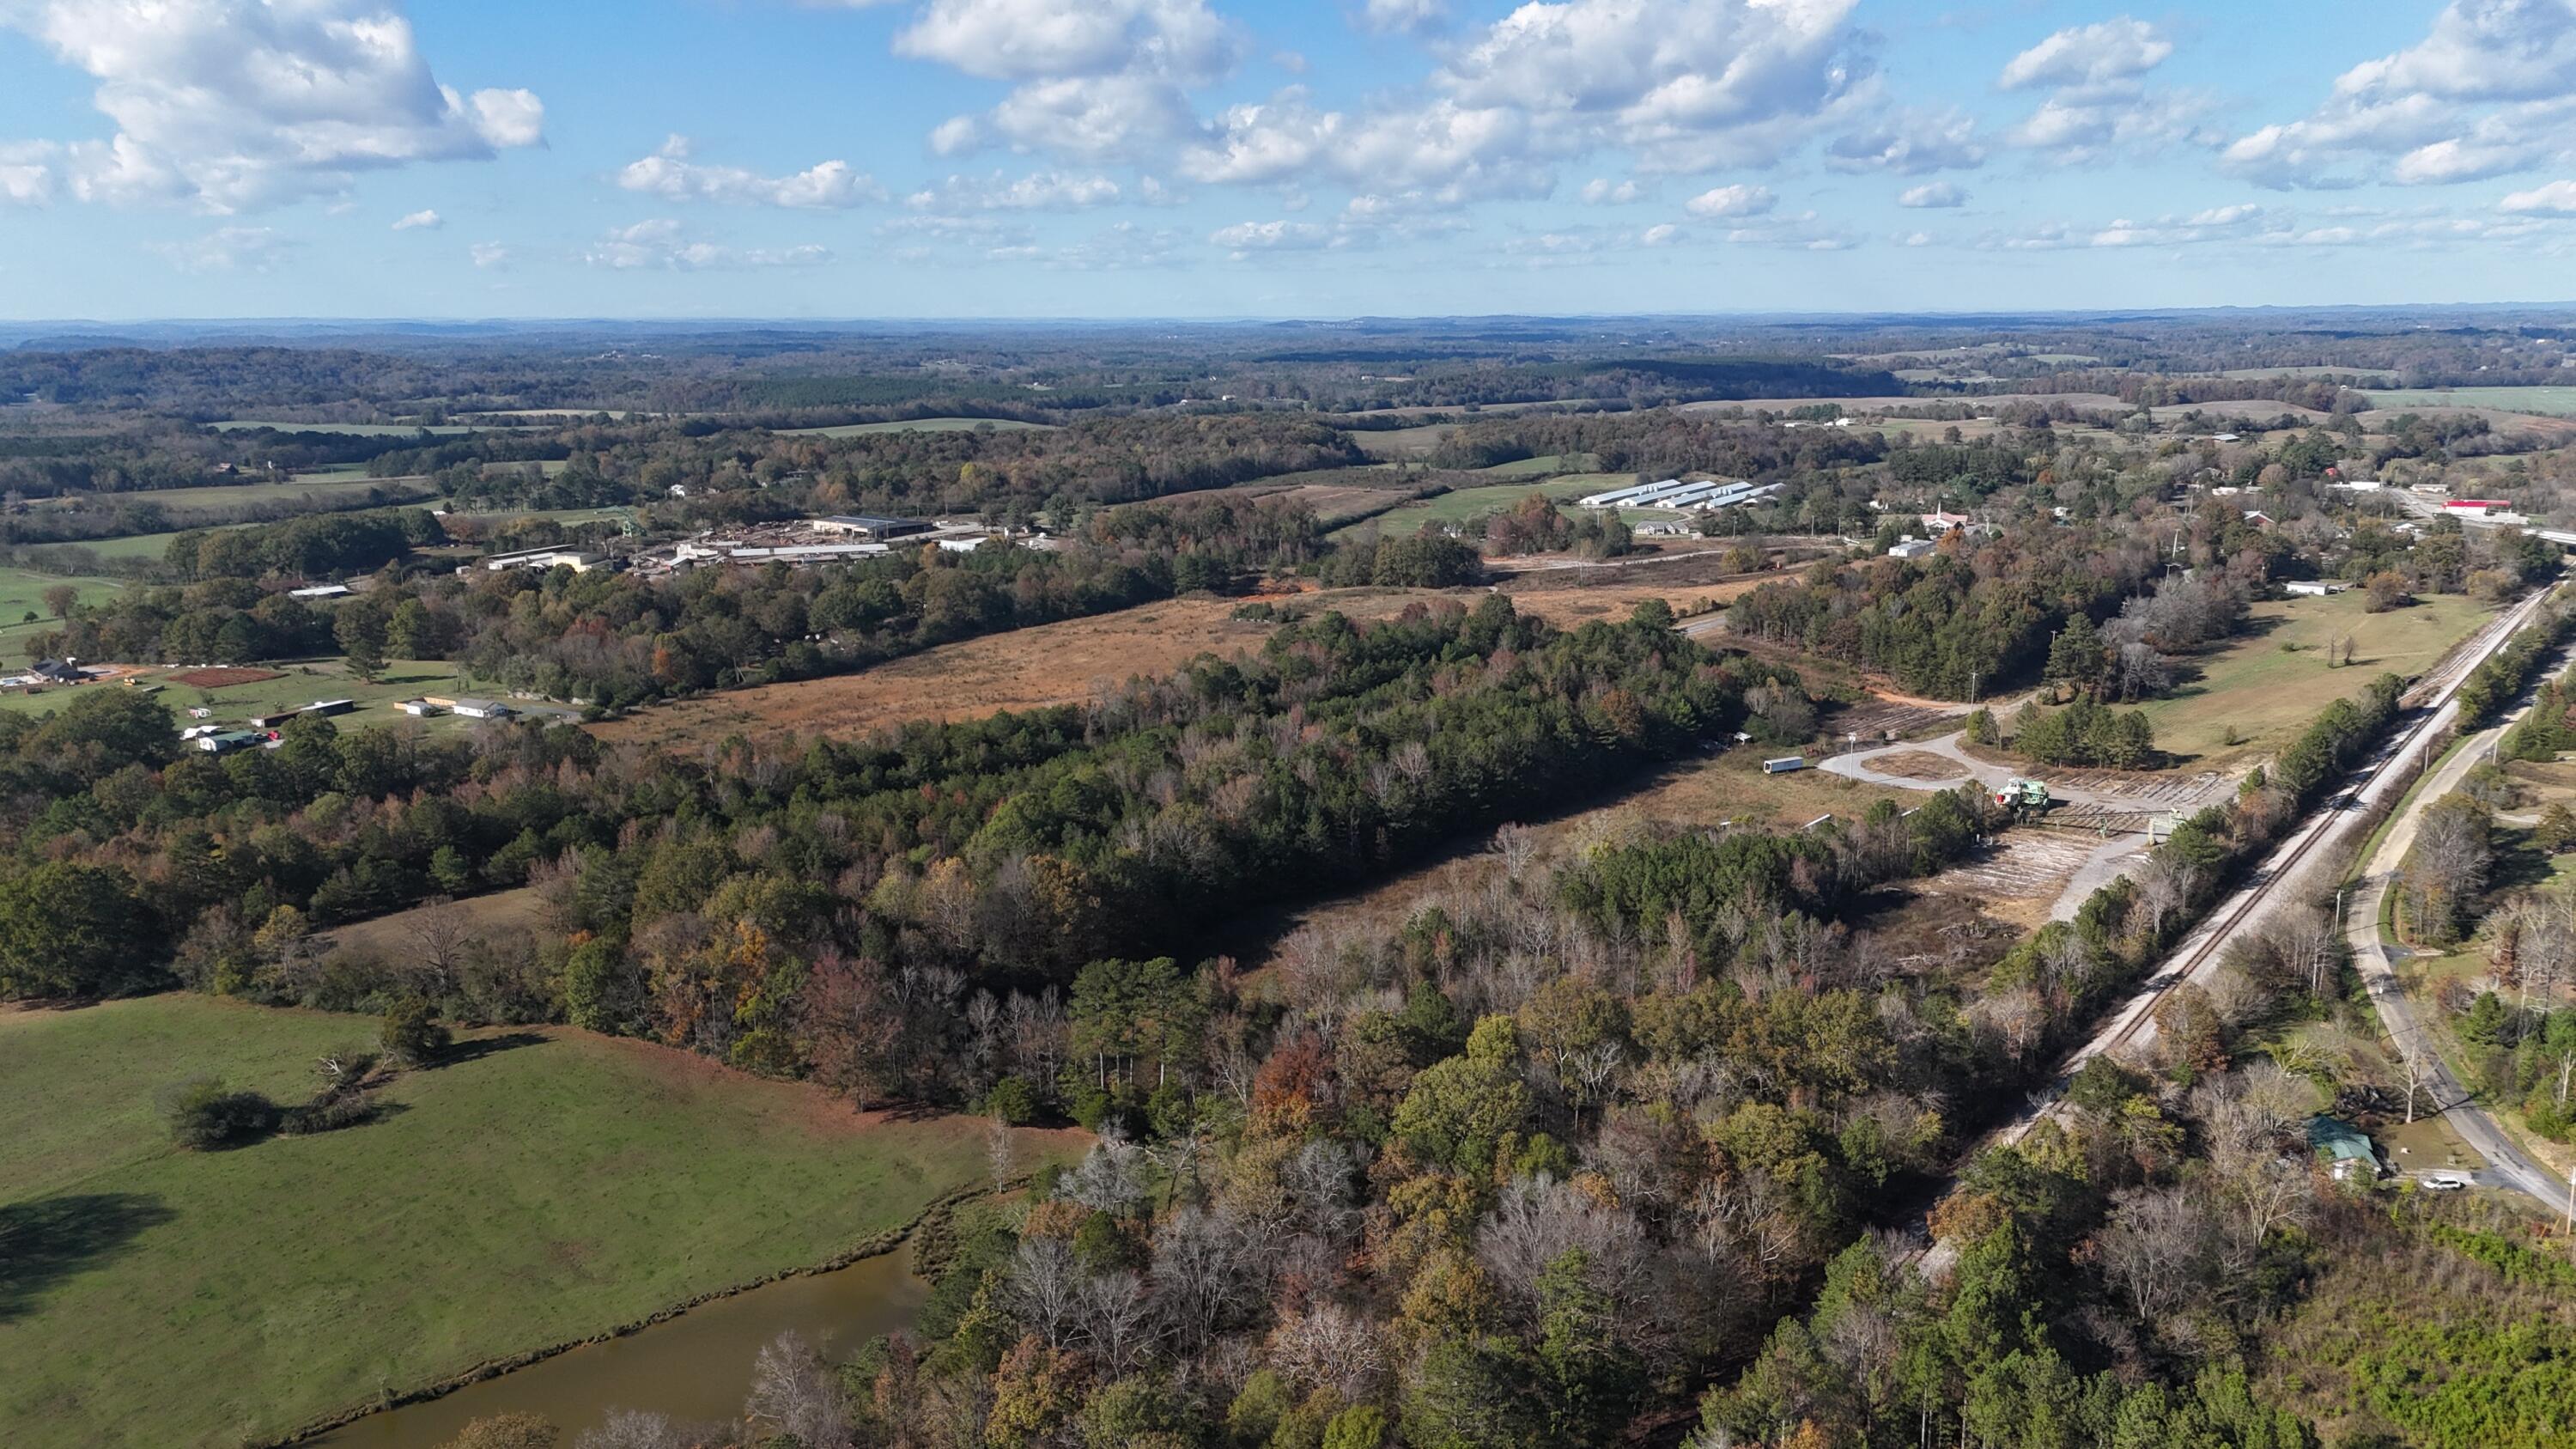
<box><xmin>1334</xmin><ymin>472</ymin><xmax>1637</xmax><ymax>539</ymax></box>
<box><xmin>211</xmin><ymin>421</ymin><xmax>497</xmax><ymax>436</ymax></box>
<box><xmin>0</xmin><ymin>995</ymin><xmax>1083</xmax><ymax>1449</ymax></box>
<box><xmin>773</xmin><ymin>417</ymin><xmax>1056</xmax><ymax>437</ymax></box>
<box><xmin>1349</xmin><ymin>423</ymin><xmax>1454</xmax><ymax>459</ymax></box>
<box><xmin>2131</xmin><ymin>591</ymin><xmax>2494</xmax><ymax>766</ymax></box>
<box><xmin>32</xmin><ymin>472</ymin><xmax>437</xmax><ymax>515</ymax></box>
<box><xmin>2363</xmin><ymin>386</ymin><xmax>2576</xmax><ymax>417</ymax></box>
<box><xmin>66</xmin><ymin>527</ymin><xmax>205</xmax><ymax>563</ymax></box>
<box><xmin>0</xmin><ymin>567</ymin><xmax>121</xmax><ymax>652</ymax></box>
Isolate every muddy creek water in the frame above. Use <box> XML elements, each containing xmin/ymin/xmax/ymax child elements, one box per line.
<box><xmin>307</xmin><ymin>1247</ymin><xmax>928</xmax><ymax>1448</ymax></box>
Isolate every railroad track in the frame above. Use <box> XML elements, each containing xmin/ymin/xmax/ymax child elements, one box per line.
<box><xmin>1992</xmin><ymin>581</ymin><xmax>2556</xmax><ymax>1143</ymax></box>
<box><xmin>1885</xmin><ymin>584</ymin><xmax>2559</xmax><ymax>1273</ymax></box>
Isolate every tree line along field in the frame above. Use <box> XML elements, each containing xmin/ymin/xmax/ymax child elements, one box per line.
<box><xmin>0</xmin><ymin>995</ymin><xmax>1084</xmax><ymax>1449</ymax></box>
<box><xmin>773</xmin><ymin>417</ymin><xmax>1058</xmax><ymax>437</ymax></box>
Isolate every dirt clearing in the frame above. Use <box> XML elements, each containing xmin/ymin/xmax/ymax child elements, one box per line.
<box><xmin>167</xmin><ymin>666</ymin><xmax>286</xmax><ymax>687</ymax></box>
<box><xmin>1914</xmin><ymin>831</ymin><xmax>2100</xmax><ymax>932</ymax></box>
<box><xmin>1870</xmin><ymin>750</ymin><xmax>1968</xmax><ymax>782</ymax></box>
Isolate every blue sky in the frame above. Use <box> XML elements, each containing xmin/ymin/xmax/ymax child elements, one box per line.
<box><xmin>3</xmin><ymin>0</ymin><xmax>2575</xmax><ymax>320</ymax></box>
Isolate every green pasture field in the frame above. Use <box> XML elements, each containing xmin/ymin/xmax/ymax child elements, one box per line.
<box><xmin>2362</xmin><ymin>387</ymin><xmax>2576</xmax><ymax>417</ymax></box>
<box><xmin>72</xmin><ymin>527</ymin><xmax>237</xmax><ymax>563</ymax></box>
<box><xmin>1477</xmin><ymin>452</ymin><xmax>1601</xmax><ymax>477</ymax></box>
<box><xmin>1350</xmin><ymin>423</ymin><xmax>1455</xmax><ymax>460</ymax></box>
<box><xmin>0</xmin><ymin>659</ymin><xmax>479</xmax><ymax>728</ymax></box>
<box><xmin>211</xmin><ymin>421</ymin><xmax>497</xmax><ymax>436</ymax></box>
<box><xmin>1333</xmin><ymin>473</ymin><xmax>1639</xmax><ymax>539</ymax></box>
<box><xmin>772</xmin><ymin>417</ymin><xmax>1057</xmax><ymax>437</ymax></box>
<box><xmin>0</xmin><ymin>994</ymin><xmax>1080</xmax><ymax>1447</ymax></box>
<box><xmin>33</xmin><ymin>472</ymin><xmax>436</xmax><ymax>515</ymax></box>
<box><xmin>2130</xmin><ymin>591</ymin><xmax>2494</xmax><ymax>766</ymax></box>
<box><xmin>0</xmin><ymin>568</ymin><xmax>121</xmax><ymax>648</ymax></box>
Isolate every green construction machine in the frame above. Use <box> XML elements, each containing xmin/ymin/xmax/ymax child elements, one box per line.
<box><xmin>1996</xmin><ymin>776</ymin><xmax>2051</xmax><ymax>811</ymax></box>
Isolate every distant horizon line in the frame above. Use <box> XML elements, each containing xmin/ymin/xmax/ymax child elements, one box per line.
<box><xmin>9</xmin><ymin>300</ymin><xmax>2576</xmax><ymax>332</ymax></box>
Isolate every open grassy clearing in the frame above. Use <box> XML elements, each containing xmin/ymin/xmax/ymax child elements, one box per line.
<box><xmin>434</xmin><ymin>500</ymin><xmax>630</xmax><ymax>527</ymax></box>
<box><xmin>771</xmin><ymin>417</ymin><xmax>1056</xmax><ymax>437</ymax></box>
<box><xmin>1477</xmin><ymin>451</ymin><xmax>1601</xmax><ymax>477</ymax></box>
<box><xmin>1349</xmin><ymin>423</ymin><xmax>1454</xmax><ymax>460</ymax></box>
<box><xmin>2360</xmin><ymin>405</ymin><xmax>2576</xmax><ymax>441</ymax></box>
<box><xmin>0</xmin><ymin>658</ymin><xmax>483</xmax><ymax>728</ymax></box>
<box><xmin>32</xmin><ymin>472</ymin><xmax>437</xmax><ymax>515</ymax></box>
<box><xmin>0</xmin><ymin>995</ymin><xmax>1083</xmax><ymax>1449</ymax></box>
<box><xmin>0</xmin><ymin>566</ymin><xmax>120</xmax><ymax>647</ymax></box>
<box><xmin>2364</xmin><ymin>386</ymin><xmax>2576</xmax><ymax>417</ymax></box>
<box><xmin>1680</xmin><ymin>393</ymin><xmax>2132</xmax><ymax>415</ymax></box>
<box><xmin>1333</xmin><ymin>472</ymin><xmax>1632</xmax><ymax>539</ymax></box>
<box><xmin>322</xmin><ymin>886</ymin><xmax>547</xmax><ymax>962</ymax></box>
<box><xmin>64</xmin><ymin>526</ymin><xmax>216</xmax><ymax>562</ymax></box>
<box><xmin>2215</xmin><ymin>365</ymin><xmax>2394</xmax><ymax>381</ymax></box>
<box><xmin>211</xmin><ymin>421</ymin><xmax>499</xmax><ymax>436</ymax></box>
<box><xmin>2128</xmin><ymin>591</ymin><xmax>2494</xmax><ymax>767</ymax></box>
<box><xmin>2148</xmin><ymin>399</ymin><xmax>2330</xmax><ymax>423</ymax></box>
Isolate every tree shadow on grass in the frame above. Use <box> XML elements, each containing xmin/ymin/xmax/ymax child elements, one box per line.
<box><xmin>434</xmin><ymin>1030</ymin><xmax>548</xmax><ymax>1069</ymax></box>
<box><xmin>0</xmin><ymin>1192</ymin><xmax>174</xmax><ymax>1322</ymax></box>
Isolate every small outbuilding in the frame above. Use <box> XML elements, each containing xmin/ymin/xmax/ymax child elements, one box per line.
<box><xmin>2308</xmin><ymin>1115</ymin><xmax>2383</xmax><ymax>1182</ymax></box>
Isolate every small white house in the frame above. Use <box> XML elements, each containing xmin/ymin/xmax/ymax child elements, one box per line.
<box><xmin>1887</xmin><ymin>537</ymin><xmax>1939</xmax><ymax>559</ymax></box>
<box><xmin>2285</xmin><ymin>581</ymin><xmax>2349</xmax><ymax>597</ymax></box>
<box><xmin>288</xmin><ymin>583</ymin><xmax>351</xmax><ymax>600</ymax></box>
<box><xmin>447</xmin><ymin>697</ymin><xmax>512</xmax><ymax>720</ymax></box>
<box><xmin>396</xmin><ymin>698</ymin><xmax>445</xmax><ymax>716</ymax></box>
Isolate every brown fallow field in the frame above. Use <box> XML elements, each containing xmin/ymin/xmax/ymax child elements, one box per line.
<box><xmin>589</xmin><ymin>569</ymin><xmax>1786</xmax><ymax>752</ymax></box>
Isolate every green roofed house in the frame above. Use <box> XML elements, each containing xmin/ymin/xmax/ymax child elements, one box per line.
<box><xmin>2308</xmin><ymin>1115</ymin><xmax>2383</xmax><ymax>1182</ymax></box>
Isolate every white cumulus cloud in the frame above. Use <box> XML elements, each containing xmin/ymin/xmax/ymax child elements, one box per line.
<box><xmin>582</xmin><ymin>217</ymin><xmax>832</xmax><ymax>270</ymax></box>
<box><xmin>618</xmin><ymin>137</ymin><xmax>883</xmax><ymax>209</ymax></box>
<box><xmin>1998</xmin><ymin>17</ymin><xmax>2172</xmax><ymax>91</ymax></box>
<box><xmin>2501</xmin><ymin>178</ymin><xmax>2576</xmax><ymax>214</ymax></box>
<box><xmin>2222</xmin><ymin>1</ymin><xmax>2576</xmax><ymax>189</ymax></box>
<box><xmin>0</xmin><ymin>0</ymin><xmax>543</xmax><ymax>211</ymax></box>
<box><xmin>1898</xmin><ymin>181</ymin><xmax>1965</xmax><ymax>209</ymax></box>
<box><xmin>905</xmin><ymin>171</ymin><xmax>1123</xmax><ymax>210</ymax></box>
<box><xmin>391</xmin><ymin>208</ymin><xmax>440</xmax><ymax>230</ymax></box>
<box><xmin>1683</xmin><ymin>184</ymin><xmax>1774</xmax><ymax>218</ymax></box>
<box><xmin>150</xmin><ymin>224</ymin><xmax>295</xmax><ymax>272</ymax></box>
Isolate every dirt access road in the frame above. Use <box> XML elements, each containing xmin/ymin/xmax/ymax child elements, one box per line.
<box><xmin>1821</xmin><ymin>730</ymin><xmax>2235</xmax><ymax>922</ymax></box>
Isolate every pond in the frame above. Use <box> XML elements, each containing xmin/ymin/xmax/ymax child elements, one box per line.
<box><xmin>306</xmin><ymin>1246</ymin><xmax>928</xmax><ymax>1447</ymax></box>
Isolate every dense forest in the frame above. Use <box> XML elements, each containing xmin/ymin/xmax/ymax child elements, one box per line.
<box><xmin>16</xmin><ymin>315</ymin><xmax>2576</xmax><ymax>1449</ymax></box>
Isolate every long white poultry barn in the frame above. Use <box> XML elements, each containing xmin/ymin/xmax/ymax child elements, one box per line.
<box><xmin>1577</xmin><ymin>478</ymin><xmax>1696</xmax><ymax>507</ymax></box>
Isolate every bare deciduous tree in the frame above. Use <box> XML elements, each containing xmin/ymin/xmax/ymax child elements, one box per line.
<box><xmin>574</xmin><ymin>1410</ymin><xmax>695</xmax><ymax>1449</ymax></box>
<box><xmin>744</xmin><ymin>1330</ymin><xmax>851</xmax><ymax>1449</ymax></box>
<box><xmin>404</xmin><ymin>895</ymin><xmax>473</xmax><ymax>998</ymax></box>
<box><xmin>1005</xmin><ymin>1237</ymin><xmax>1080</xmax><ymax>1349</ymax></box>
<box><xmin>2095</xmin><ymin>1186</ymin><xmax>2216</xmax><ymax>1324</ymax></box>
<box><xmin>1267</xmin><ymin>1301</ymin><xmax>1388</xmax><ymax>1403</ymax></box>
<box><xmin>1077</xmin><ymin>1269</ymin><xmax>1151</xmax><ymax>1373</ymax></box>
